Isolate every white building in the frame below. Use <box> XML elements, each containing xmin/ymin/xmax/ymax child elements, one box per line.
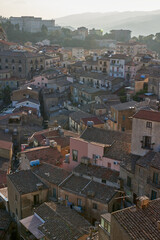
<box><xmin>15</xmin><ymin>98</ymin><xmax>41</xmax><ymax>116</ymax></box>
<box><xmin>72</xmin><ymin>48</ymin><xmax>85</xmax><ymax>60</ymax></box>
<box><xmin>109</xmin><ymin>55</ymin><xmax>126</xmax><ymax>78</ymax></box>
<box><xmin>10</xmin><ymin>16</ymin><xmax>56</xmax><ymax>33</ymax></box>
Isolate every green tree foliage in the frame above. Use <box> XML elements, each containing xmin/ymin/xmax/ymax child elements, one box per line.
<box><xmin>2</xmin><ymin>86</ymin><xmax>11</xmax><ymax>104</ymax></box>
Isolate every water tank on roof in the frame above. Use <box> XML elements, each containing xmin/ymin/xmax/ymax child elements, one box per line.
<box><xmin>87</xmin><ymin>121</ymin><xmax>94</xmax><ymax>128</ymax></box>
<box><xmin>30</xmin><ymin>159</ymin><xmax>40</xmax><ymax>167</ymax></box>
<box><xmin>140</xmin><ymin>75</ymin><xmax>146</xmax><ymax>79</ymax></box>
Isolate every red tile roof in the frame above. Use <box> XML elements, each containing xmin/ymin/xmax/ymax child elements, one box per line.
<box><xmin>112</xmin><ymin>198</ymin><xmax>160</xmax><ymax>240</ymax></box>
<box><xmin>23</xmin><ymin>146</ymin><xmax>64</xmax><ymax>167</ymax></box>
<box><xmin>47</xmin><ymin>136</ymin><xmax>70</xmax><ymax>148</ymax></box>
<box><xmin>32</xmin><ymin>129</ymin><xmax>60</xmax><ymax>144</ymax></box>
<box><xmin>133</xmin><ymin>110</ymin><xmax>160</xmax><ymax>122</ymax></box>
<box><xmin>0</xmin><ymin>40</ymin><xmax>17</xmax><ymax>46</ymax></box>
<box><xmin>0</xmin><ymin>140</ymin><xmax>12</xmax><ymax>150</ymax></box>
<box><xmin>81</xmin><ymin>117</ymin><xmax>104</xmax><ymax>125</ymax></box>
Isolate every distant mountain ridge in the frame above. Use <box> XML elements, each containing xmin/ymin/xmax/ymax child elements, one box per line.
<box><xmin>56</xmin><ymin>10</ymin><xmax>160</xmax><ymax>36</ymax></box>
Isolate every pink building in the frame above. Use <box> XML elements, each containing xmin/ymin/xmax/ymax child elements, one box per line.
<box><xmin>125</xmin><ymin>61</ymin><xmax>142</xmax><ymax>82</ymax></box>
<box><xmin>32</xmin><ymin>75</ymin><xmax>48</xmax><ymax>88</ymax></box>
<box><xmin>68</xmin><ymin>127</ymin><xmax>131</xmax><ymax>172</ymax></box>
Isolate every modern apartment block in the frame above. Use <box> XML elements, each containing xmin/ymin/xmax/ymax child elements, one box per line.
<box><xmin>10</xmin><ymin>16</ymin><xmax>56</xmax><ymax>33</ymax></box>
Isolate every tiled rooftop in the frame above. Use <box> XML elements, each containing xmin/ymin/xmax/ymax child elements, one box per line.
<box><xmin>7</xmin><ymin>170</ymin><xmax>48</xmax><ymax>195</ymax></box>
<box><xmin>73</xmin><ymin>163</ymin><xmax>119</xmax><ymax>183</ymax></box>
<box><xmin>23</xmin><ymin>146</ymin><xmax>64</xmax><ymax>166</ymax></box>
<box><xmin>0</xmin><ymin>140</ymin><xmax>12</xmax><ymax>150</ymax></box>
<box><xmin>104</xmin><ymin>140</ymin><xmax>131</xmax><ymax>161</ymax></box>
<box><xmin>0</xmin><ymin>209</ymin><xmax>12</xmax><ymax>238</ymax></box>
<box><xmin>35</xmin><ymin>202</ymin><xmax>91</xmax><ymax>240</ymax></box>
<box><xmin>69</xmin><ymin>111</ymin><xmax>93</xmax><ymax>124</ymax></box>
<box><xmin>112</xmin><ymin>101</ymin><xmax>137</xmax><ymax>111</ymax></box>
<box><xmin>133</xmin><ymin>109</ymin><xmax>160</xmax><ymax>122</ymax></box>
<box><xmin>81</xmin><ymin>117</ymin><xmax>104</xmax><ymax>125</ymax></box>
<box><xmin>32</xmin><ymin>163</ymin><xmax>70</xmax><ymax>185</ymax></box>
<box><xmin>61</xmin><ymin>175</ymin><xmax>117</xmax><ymax>204</ymax></box>
<box><xmin>136</xmin><ymin>151</ymin><xmax>160</xmax><ymax>170</ymax></box>
<box><xmin>80</xmin><ymin>127</ymin><xmax>131</xmax><ymax>145</ymax></box>
<box><xmin>112</xmin><ymin>198</ymin><xmax>160</xmax><ymax>240</ymax></box>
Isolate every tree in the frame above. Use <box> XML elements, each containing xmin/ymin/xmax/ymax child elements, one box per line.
<box><xmin>41</xmin><ymin>25</ymin><xmax>48</xmax><ymax>35</ymax></box>
<box><xmin>2</xmin><ymin>86</ymin><xmax>11</xmax><ymax>104</ymax></box>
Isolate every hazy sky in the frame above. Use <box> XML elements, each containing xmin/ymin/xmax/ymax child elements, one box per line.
<box><xmin>1</xmin><ymin>0</ymin><xmax>160</xmax><ymax>19</ymax></box>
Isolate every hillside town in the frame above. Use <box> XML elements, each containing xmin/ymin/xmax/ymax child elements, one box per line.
<box><xmin>1</xmin><ymin>18</ymin><xmax>160</xmax><ymax>240</ymax></box>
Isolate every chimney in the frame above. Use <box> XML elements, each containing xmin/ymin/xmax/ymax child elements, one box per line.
<box><xmin>136</xmin><ymin>196</ymin><xmax>149</xmax><ymax>209</ymax></box>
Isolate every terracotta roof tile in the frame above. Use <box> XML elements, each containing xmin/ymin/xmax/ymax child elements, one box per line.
<box><xmin>33</xmin><ymin>163</ymin><xmax>70</xmax><ymax>185</ymax></box>
<box><xmin>81</xmin><ymin>117</ymin><xmax>104</xmax><ymax>125</ymax></box>
<box><xmin>35</xmin><ymin>202</ymin><xmax>91</xmax><ymax>240</ymax></box>
<box><xmin>112</xmin><ymin>198</ymin><xmax>160</xmax><ymax>240</ymax></box>
<box><xmin>80</xmin><ymin>127</ymin><xmax>131</xmax><ymax>145</ymax></box>
<box><xmin>0</xmin><ymin>140</ymin><xmax>12</xmax><ymax>150</ymax></box>
<box><xmin>24</xmin><ymin>146</ymin><xmax>64</xmax><ymax>166</ymax></box>
<box><xmin>74</xmin><ymin>164</ymin><xmax>119</xmax><ymax>183</ymax></box>
<box><xmin>133</xmin><ymin>110</ymin><xmax>160</xmax><ymax>122</ymax></box>
<box><xmin>7</xmin><ymin>170</ymin><xmax>48</xmax><ymax>195</ymax></box>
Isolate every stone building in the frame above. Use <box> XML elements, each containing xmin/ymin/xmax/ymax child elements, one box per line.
<box><xmin>98</xmin><ymin>197</ymin><xmax>160</xmax><ymax>240</ymax></box>
<box><xmin>108</xmin><ymin>101</ymin><xmax>137</xmax><ymax>132</ymax></box>
<box><xmin>20</xmin><ymin>202</ymin><xmax>91</xmax><ymax>240</ymax></box>
<box><xmin>7</xmin><ymin>170</ymin><xmax>48</xmax><ymax>221</ymax></box>
<box><xmin>131</xmin><ymin>110</ymin><xmax>160</xmax><ymax>156</ymax></box>
<box><xmin>10</xmin><ymin>16</ymin><xmax>55</xmax><ymax>33</ymax></box>
<box><xmin>0</xmin><ymin>50</ymin><xmax>45</xmax><ymax>79</ymax></box>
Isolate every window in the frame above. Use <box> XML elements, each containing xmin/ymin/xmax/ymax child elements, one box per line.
<box><xmin>12</xmin><ymin>59</ymin><xmax>15</xmax><ymax>63</ymax></box>
<box><xmin>72</xmin><ymin>150</ymin><xmax>78</xmax><ymax>162</ymax></box>
<box><xmin>101</xmin><ymin>218</ymin><xmax>110</xmax><ymax>234</ymax></box>
<box><xmin>77</xmin><ymin>198</ymin><xmax>82</xmax><ymax>206</ymax></box>
<box><xmin>93</xmin><ymin>203</ymin><xmax>98</xmax><ymax>209</ymax></box>
<box><xmin>151</xmin><ymin>190</ymin><xmax>157</xmax><ymax>200</ymax></box>
<box><xmin>108</xmin><ymin>162</ymin><xmax>111</xmax><ymax>168</ymax></box>
<box><xmin>101</xmin><ymin>218</ymin><xmax>104</xmax><ymax>228</ymax></box>
<box><xmin>153</xmin><ymin>172</ymin><xmax>158</xmax><ymax>184</ymax></box>
<box><xmin>5</xmin><ymin>58</ymin><xmax>8</xmax><ymax>63</ymax></box>
<box><xmin>19</xmin><ymin>67</ymin><xmax>22</xmax><ymax>72</ymax></box>
<box><xmin>146</xmin><ymin>121</ymin><xmax>152</xmax><ymax>128</ymax></box>
<box><xmin>121</xmin><ymin>127</ymin><xmax>125</xmax><ymax>132</ymax></box>
<box><xmin>122</xmin><ymin>115</ymin><xmax>125</xmax><ymax>121</ymax></box>
<box><xmin>65</xmin><ymin>195</ymin><xmax>68</xmax><ymax>201</ymax></box>
<box><xmin>102</xmin><ymin>179</ymin><xmax>106</xmax><ymax>184</ymax></box>
<box><xmin>142</xmin><ymin>136</ymin><xmax>151</xmax><ymax>149</ymax></box>
<box><xmin>34</xmin><ymin>194</ymin><xmax>39</xmax><ymax>205</ymax></box>
<box><xmin>127</xmin><ymin>176</ymin><xmax>131</xmax><ymax>188</ymax></box>
<box><xmin>19</xmin><ymin>60</ymin><xmax>22</xmax><ymax>64</ymax></box>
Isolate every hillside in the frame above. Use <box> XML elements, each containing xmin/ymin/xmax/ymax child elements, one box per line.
<box><xmin>56</xmin><ymin>10</ymin><xmax>160</xmax><ymax>36</ymax></box>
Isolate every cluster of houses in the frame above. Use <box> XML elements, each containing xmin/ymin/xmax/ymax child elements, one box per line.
<box><xmin>1</xmin><ymin>26</ymin><xmax>160</xmax><ymax>239</ymax></box>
